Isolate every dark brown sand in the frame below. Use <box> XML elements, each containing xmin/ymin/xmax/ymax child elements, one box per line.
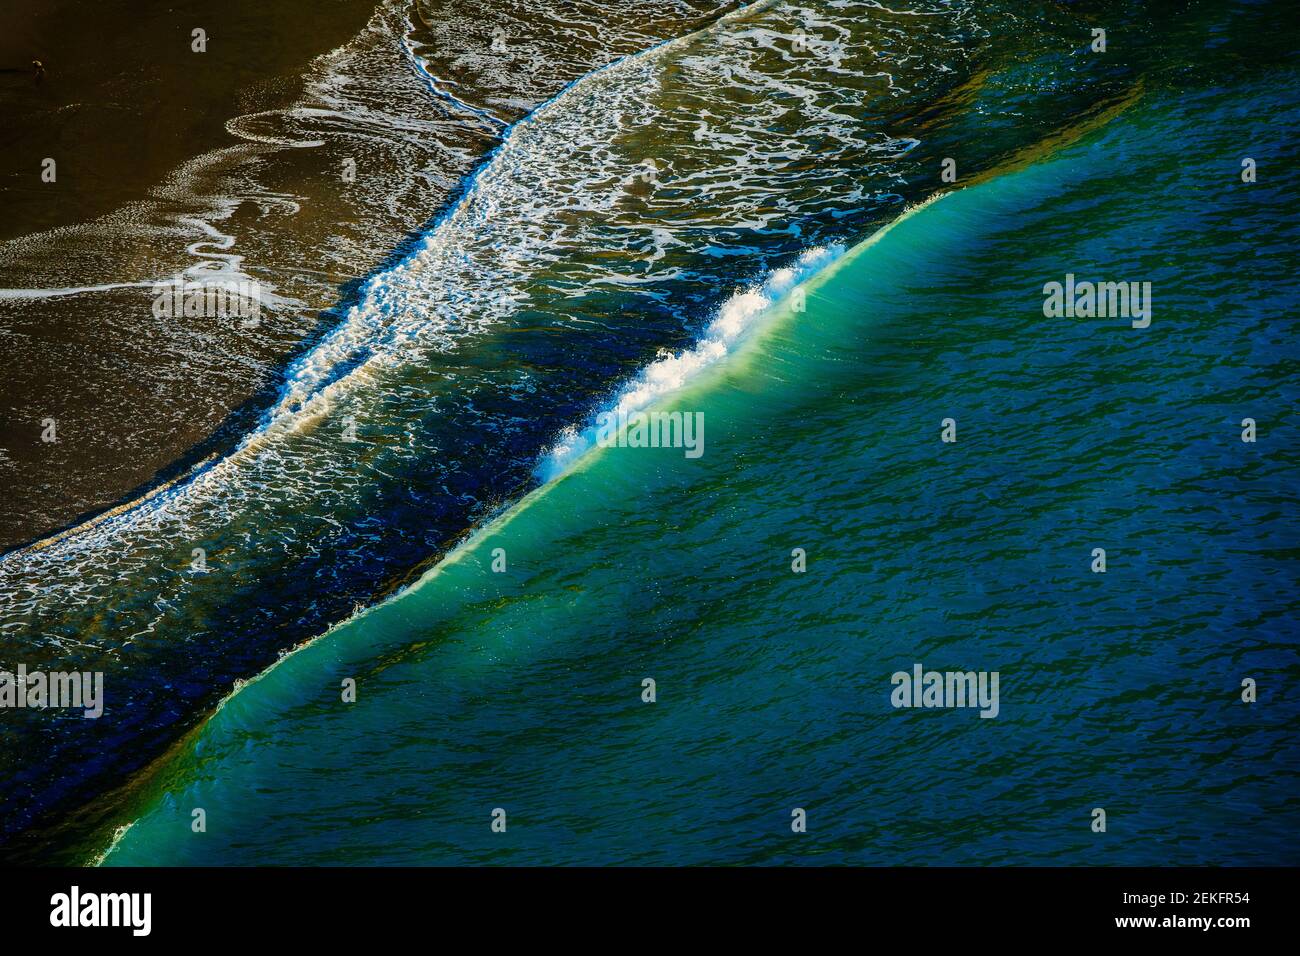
<box><xmin>0</xmin><ymin>0</ymin><xmax>379</xmax><ymax>240</ymax></box>
<box><xmin>0</xmin><ymin>0</ymin><xmax>410</xmax><ymax>550</ymax></box>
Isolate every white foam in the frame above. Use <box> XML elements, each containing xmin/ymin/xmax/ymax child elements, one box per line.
<box><xmin>536</xmin><ymin>244</ymin><xmax>842</xmax><ymax>481</ymax></box>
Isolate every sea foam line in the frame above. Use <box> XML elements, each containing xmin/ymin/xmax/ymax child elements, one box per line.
<box><xmin>259</xmin><ymin>0</ymin><xmax>780</xmax><ymax>428</ymax></box>
<box><xmin>536</xmin><ymin>243</ymin><xmax>843</xmax><ymax>481</ymax></box>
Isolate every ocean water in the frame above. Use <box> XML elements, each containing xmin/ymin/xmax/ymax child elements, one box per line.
<box><xmin>1</xmin><ymin>0</ymin><xmax>1297</xmax><ymax>863</ymax></box>
<box><xmin>104</xmin><ymin>56</ymin><xmax>1300</xmax><ymax>863</ymax></box>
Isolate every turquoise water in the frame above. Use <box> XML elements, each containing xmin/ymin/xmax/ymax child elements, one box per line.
<box><xmin>102</xmin><ymin>70</ymin><xmax>1300</xmax><ymax>865</ymax></box>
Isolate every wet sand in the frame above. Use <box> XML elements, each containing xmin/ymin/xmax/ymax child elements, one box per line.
<box><xmin>0</xmin><ymin>0</ymin><xmax>380</xmax><ymax>240</ymax></box>
<box><xmin>0</xmin><ymin>0</ymin><xmax>415</xmax><ymax>550</ymax></box>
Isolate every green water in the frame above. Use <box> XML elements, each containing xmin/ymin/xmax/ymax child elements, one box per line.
<box><xmin>101</xmin><ymin>71</ymin><xmax>1300</xmax><ymax>865</ymax></box>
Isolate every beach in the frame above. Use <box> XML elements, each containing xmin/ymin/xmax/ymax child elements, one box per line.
<box><xmin>0</xmin><ymin>0</ymin><xmax>1296</xmax><ymax>868</ymax></box>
